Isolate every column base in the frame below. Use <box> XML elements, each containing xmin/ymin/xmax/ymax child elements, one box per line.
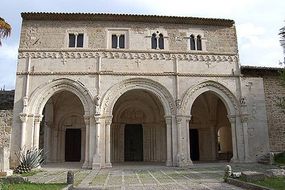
<box><xmin>177</xmin><ymin>154</ymin><xmax>193</xmax><ymax>167</ymax></box>
<box><xmin>166</xmin><ymin>160</ymin><xmax>173</xmax><ymax>166</ymax></box>
<box><xmin>0</xmin><ymin>170</ymin><xmax>13</xmax><ymax>177</ymax></box>
<box><xmin>82</xmin><ymin>161</ymin><xmax>91</xmax><ymax>169</ymax></box>
<box><xmin>104</xmin><ymin>162</ymin><xmax>112</xmax><ymax>168</ymax></box>
<box><xmin>92</xmin><ymin>153</ymin><xmax>102</xmax><ymax>169</ymax></box>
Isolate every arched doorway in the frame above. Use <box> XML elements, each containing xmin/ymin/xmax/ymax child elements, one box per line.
<box><xmin>111</xmin><ymin>89</ymin><xmax>167</xmax><ymax>163</ymax></box>
<box><xmin>189</xmin><ymin>91</ymin><xmax>232</xmax><ymax>161</ymax></box>
<box><xmin>39</xmin><ymin>91</ymin><xmax>86</xmax><ymax>163</ymax></box>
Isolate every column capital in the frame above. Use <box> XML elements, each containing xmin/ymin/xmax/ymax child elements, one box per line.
<box><xmin>164</xmin><ymin>116</ymin><xmax>172</xmax><ymax>125</ymax></box>
<box><xmin>84</xmin><ymin>115</ymin><xmax>90</xmax><ymax>124</ymax></box>
<box><xmin>19</xmin><ymin>113</ymin><xmax>28</xmax><ymax>123</ymax></box>
<box><xmin>227</xmin><ymin>115</ymin><xmax>236</xmax><ymax>124</ymax></box>
<box><xmin>241</xmin><ymin>114</ymin><xmax>250</xmax><ymax>123</ymax></box>
<box><xmin>105</xmin><ymin>116</ymin><xmax>113</xmax><ymax>125</ymax></box>
<box><xmin>34</xmin><ymin>114</ymin><xmax>43</xmax><ymax>123</ymax></box>
<box><xmin>94</xmin><ymin>115</ymin><xmax>101</xmax><ymax>124</ymax></box>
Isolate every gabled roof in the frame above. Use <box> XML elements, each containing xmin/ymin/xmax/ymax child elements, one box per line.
<box><xmin>21</xmin><ymin>12</ymin><xmax>235</xmax><ymax>26</ymax></box>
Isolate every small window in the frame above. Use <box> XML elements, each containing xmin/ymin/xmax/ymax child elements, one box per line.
<box><xmin>77</xmin><ymin>34</ymin><xmax>84</xmax><ymax>48</ymax></box>
<box><xmin>111</xmin><ymin>34</ymin><xmax>125</xmax><ymax>49</ymax></box>
<box><xmin>69</xmin><ymin>34</ymin><xmax>76</xmax><ymax>47</ymax></box>
<box><xmin>197</xmin><ymin>35</ymin><xmax>202</xmax><ymax>50</ymax></box>
<box><xmin>119</xmin><ymin>35</ymin><xmax>125</xmax><ymax>48</ymax></box>
<box><xmin>151</xmin><ymin>32</ymin><xmax>164</xmax><ymax>50</ymax></box>
<box><xmin>190</xmin><ymin>35</ymin><xmax>195</xmax><ymax>50</ymax></box>
<box><xmin>151</xmin><ymin>33</ymin><xmax>157</xmax><ymax>49</ymax></box>
<box><xmin>69</xmin><ymin>33</ymin><xmax>84</xmax><ymax>48</ymax></box>
<box><xmin>112</xmin><ymin>35</ymin><xmax>117</xmax><ymax>48</ymax></box>
<box><xmin>158</xmin><ymin>33</ymin><xmax>164</xmax><ymax>49</ymax></box>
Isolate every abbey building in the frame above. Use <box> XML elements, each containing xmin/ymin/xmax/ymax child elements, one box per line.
<box><xmin>10</xmin><ymin>12</ymin><xmax>273</xmax><ymax>168</ymax></box>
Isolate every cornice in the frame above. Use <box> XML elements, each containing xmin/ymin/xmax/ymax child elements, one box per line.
<box><xmin>21</xmin><ymin>12</ymin><xmax>235</xmax><ymax>27</ymax></box>
<box><xmin>18</xmin><ymin>49</ymin><xmax>238</xmax><ymax>62</ymax></box>
<box><xmin>16</xmin><ymin>71</ymin><xmax>240</xmax><ymax>77</ymax></box>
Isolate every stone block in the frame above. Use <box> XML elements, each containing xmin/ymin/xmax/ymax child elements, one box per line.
<box><xmin>241</xmin><ymin>171</ymin><xmax>265</xmax><ymax>181</ymax></box>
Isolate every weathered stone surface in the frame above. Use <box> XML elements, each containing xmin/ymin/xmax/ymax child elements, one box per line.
<box><xmin>241</xmin><ymin>171</ymin><xmax>265</xmax><ymax>181</ymax></box>
<box><xmin>265</xmin><ymin>169</ymin><xmax>285</xmax><ymax>177</ymax></box>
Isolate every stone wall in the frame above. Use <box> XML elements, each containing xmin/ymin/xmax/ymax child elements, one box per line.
<box><xmin>242</xmin><ymin>67</ymin><xmax>285</xmax><ymax>152</ymax></box>
<box><xmin>0</xmin><ymin>90</ymin><xmax>14</xmax><ymax>174</ymax></box>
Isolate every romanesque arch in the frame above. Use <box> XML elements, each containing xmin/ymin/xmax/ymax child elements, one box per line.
<box><xmin>28</xmin><ymin>78</ymin><xmax>94</xmax><ymax>116</ymax></box>
<box><xmin>100</xmin><ymin>78</ymin><xmax>175</xmax><ymax>117</ymax></box>
<box><xmin>180</xmin><ymin>81</ymin><xmax>239</xmax><ymax>116</ymax></box>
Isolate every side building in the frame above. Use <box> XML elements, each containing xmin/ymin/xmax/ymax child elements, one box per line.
<box><xmin>11</xmin><ymin>12</ymin><xmax>270</xmax><ymax>168</ymax></box>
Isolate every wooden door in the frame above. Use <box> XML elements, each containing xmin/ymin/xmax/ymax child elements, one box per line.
<box><xmin>65</xmin><ymin>128</ymin><xmax>81</xmax><ymax>162</ymax></box>
<box><xmin>124</xmin><ymin>124</ymin><xmax>143</xmax><ymax>161</ymax></box>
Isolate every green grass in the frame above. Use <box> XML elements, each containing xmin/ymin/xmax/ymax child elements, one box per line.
<box><xmin>252</xmin><ymin>177</ymin><xmax>285</xmax><ymax>190</ymax></box>
<box><xmin>0</xmin><ymin>182</ymin><xmax>66</xmax><ymax>190</ymax></box>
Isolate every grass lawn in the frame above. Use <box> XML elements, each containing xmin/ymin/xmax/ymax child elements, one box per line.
<box><xmin>252</xmin><ymin>177</ymin><xmax>285</xmax><ymax>190</ymax></box>
<box><xmin>0</xmin><ymin>182</ymin><xmax>66</xmax><ymax>190</ymax></box>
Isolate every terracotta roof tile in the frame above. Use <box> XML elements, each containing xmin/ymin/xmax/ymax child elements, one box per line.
<box><xmin>21</xmin><ymin>12</ymin><xmax>234</xmax><ymax>26</ymax></box>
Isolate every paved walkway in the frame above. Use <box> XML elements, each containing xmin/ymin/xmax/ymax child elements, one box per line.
<box><xmin>27</xmin><ymin>162</ymin><xmax>278</xmax><ymax>189</ymax></box>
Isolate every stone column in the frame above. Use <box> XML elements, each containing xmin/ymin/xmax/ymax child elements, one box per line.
<box><xmin>185</xmin><ymin>116</ymin><xmax>192</xmax><ymax>163</ymax></box>
<box><xmin>33</xmin><ymin>114</ymin><xmax>43</xmax><ymax>149</ymax></box>
<box><xmin>92</xmin><ymin>116</ymin><xmax>101</xmax><ymax>169</ymax></box>
<box><xmin>241</xmin><ymin>115</ymin><xmax>250</xmax><ymax>162</ymax></box>
<box><xmin>82</xmin><ymin>115</ymin><xmax>90</xmax><ymax>168</ymax></box>
<box><xmin>176</xmin><ymin>115</ymin><xmax>192</xmax><ymax>167</ymax></box>
<box><xmin>44</xmin><ymin>122</ymin><xmax>52</xmax><ymax>162</ymax></box>
<box><xmin>105</xmin><ymin>116</ymin><xmax>112</xmax><ymax>168</ymax></box>
<box><xmin>19</xmin><ymin>113</ymin><xmax>28</xmax><ymax>148</ymax></box>
<box><xmin>210</xmin><ymin>126</ymin><xmax>217</xmax><ymax>160</ymax></box>
<box><xmin>165</xmin><ymin>116</ymin><xmax>172</xmax><ymax>166</ymax></box>
<box><xmin>227</xmin><ymin>115</ymin><xmax>238</xmax><ymax>162</ymax></box>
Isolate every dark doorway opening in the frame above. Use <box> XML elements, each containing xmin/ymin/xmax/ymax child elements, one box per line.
<box><xmin>65</xmin><ymin>128</ymin><xmax>81</xmax><ymax>162</ymax></box>
<box><xmin>124</xmin><ymin>124</ymin><xmax>143</xmax><ymax>161</ymax></box>
<box><xmin>190</xmin><ymin>129</ymin><xmax>199</xmax><ymax>161</ymax></box>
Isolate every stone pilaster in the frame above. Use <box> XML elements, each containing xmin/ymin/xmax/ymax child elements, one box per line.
<box><xmin>19</xmin><ymin>113</ymin><xmax>28</xmax><ymax>148</ymax></box>
<box><xmin>105</xmin><ymin>116</ymin><xmax>112</xmax><ymax>168</ymax></box>
<box><xmin>227</xmin><ymin>115</ymin><xmax>238</xmax><ymax>162</ymax></box>
<box><xmin>92</xmin><ymin>115</ymin><xmax>101</xmax><ymax>169</ymax></box>
<box><xmin>33</xmin><ymin>114</ymin><xmax>43</xmax><ymax>149</ymax></box>
<box><xmin>82</xmin><ymin>115</ymin><xmax>90</xmax><ymax>169</ymax></box>
<box><xmin>176</xmin><ymin>115</ymin><xmax>192</xmax><ymax>167</ymax></box>
<box><xmin>165</xmin><ymin>116</ymin><xmax>173</xmax><ymax>166</ymax></box>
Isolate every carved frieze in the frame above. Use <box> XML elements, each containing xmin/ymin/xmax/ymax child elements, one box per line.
<box><xmin>18</xmin><ymin>50</ymin><xmax>237</xmax><ymax>63</ymax></box>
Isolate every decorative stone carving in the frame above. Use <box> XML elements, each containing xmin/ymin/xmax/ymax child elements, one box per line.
<box><xmin>18</xmin><ymin>50</ymin><xmax>237</xmax><ymax>63</ymax></box>
<box><xmin>181</xmin><ymin>81</ymin><xmax>239</xmax><ymax>113</ymax></box>
<box><xmin>101</xmin><ymin>78</ymin><xmax>175</xmax><ymax>116</ymax></box>
<box><xmin>94</xmin><ymin>96</ymin><xmax>100</xmax><ymax>115</ymax></box>
<box><xmin>22</xmin><ymin>25</ymin><xmax>41</xmax><ymax>48</ymax></box>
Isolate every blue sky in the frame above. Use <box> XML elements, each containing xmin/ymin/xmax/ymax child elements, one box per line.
<box><xmin>0</xmin><ymin>0</ymin><xmax>284</xmax><ymax>90</ymax></box>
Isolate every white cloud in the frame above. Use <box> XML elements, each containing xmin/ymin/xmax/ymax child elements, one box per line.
<box><xmin>0</xmin><ymin>43</ymin><xmax>18</xmax><ymax>61</ymax></box>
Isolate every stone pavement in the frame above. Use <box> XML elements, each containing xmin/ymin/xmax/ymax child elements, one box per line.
<box><xmin>27</xmin><ymin>162</ymin><xmax>279</xmax><ymax>189</ymax></box>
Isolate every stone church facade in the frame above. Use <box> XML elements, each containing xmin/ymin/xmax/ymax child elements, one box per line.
<box><xmin>10</xmin><ymin>13</ymin><xmax>270</xmax><ymax>169</ymax></box>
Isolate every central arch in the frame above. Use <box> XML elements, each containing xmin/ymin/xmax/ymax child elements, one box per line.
<box><xmin>101</xmin><ymin>78</ymin><xmax>175</xmax><ymax>166</ymax></box>
<box><xmin>111</xmin><ymin>89</ymin><xmax>166</xmax><ymax>162</ymax></box>
<box><xmin>100</xmin><ymin>78</ymin><xmax>175</xmax><ymax>117</ymax></box>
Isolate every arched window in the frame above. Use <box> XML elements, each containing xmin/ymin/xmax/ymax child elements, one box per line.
<box><xmin>119</xmin><ymin>35</ymin><xmax>125</xmax><ymax>48</ymax></box>
<box><xmin>190</xmin><ymin>35</ymin><xmax>195</xmax><ymax>50</ymax></box>
<box><xmin>112</xmin><ymin>34</ymin><xmax>117</xmax><ymax>48</ymax></box>
<box><xmin>197</xmin><ymin>35</ymin><xmax>202</xmax><ymax>50</ymax></box>
<box><xmin>151</xmin><ymin>33</ymin><xmax>157</xmax><ymax>49</ymax></box>
<box><xmin>158</xmin><ymin>33</ymin><xmax>164</xmax><ymax>49</ymax></box>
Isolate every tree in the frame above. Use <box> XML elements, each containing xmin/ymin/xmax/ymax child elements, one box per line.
<box><xmin>0</xmin><ymin>17</ymin><xmax>11</xmax><ymax>46</ymax></box>
<box><xmin>280</xmin><ymin>26</ymin><xmax>285</xmax><ymax>63</ymax></box>
<box><xmin>277</xmin><ymin>25</ymin><xmax>285</xmax><ymax>112</ymax></box>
